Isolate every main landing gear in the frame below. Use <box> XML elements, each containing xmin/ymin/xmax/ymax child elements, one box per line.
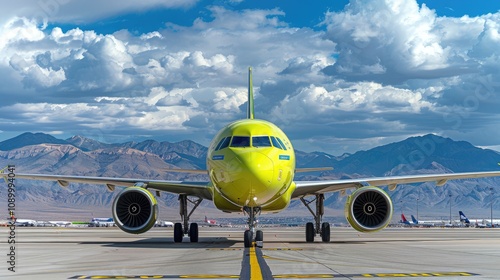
<box><xmin>243</xmin><ymin>206</ymin><xmax>263</xmax><ymax>248</ymax></box>
<box><xmin>300</xmin><ymin>194</ymin><xmax>330</xmax><ymax>243</ymax></box>
<box><xmin>174</xmin><ymin>194</ymin><xmax>202</xmax><ymax>243</ymax></box>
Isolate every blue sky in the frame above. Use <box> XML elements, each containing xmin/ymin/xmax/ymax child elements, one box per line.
<box><xmin>1</xmin><ymin>0</ymin><xmax>500</xmax><ymax>154</ymax></box>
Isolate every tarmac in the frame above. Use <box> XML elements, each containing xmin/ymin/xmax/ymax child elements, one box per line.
<box><xmin>1</xmin><ymin>226</ymin><xmax>500</xmax><ymax>279</ymax></box>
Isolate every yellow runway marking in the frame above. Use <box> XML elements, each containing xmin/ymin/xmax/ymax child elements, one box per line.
<box><xmin>249</xmin><ymin>245</ymin><xmax>263</xmax><ymax>280</ymax></box>
<box><xmin>69</xmin><ymin>272</ymin><xmax>480</xmax><ymax>279</ymax></box>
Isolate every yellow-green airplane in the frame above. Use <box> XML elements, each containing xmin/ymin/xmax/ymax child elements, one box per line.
<box><xmin>4</xmin><ymin>68</ymin><xmax>500</xmax><ymax>248</ymax></box>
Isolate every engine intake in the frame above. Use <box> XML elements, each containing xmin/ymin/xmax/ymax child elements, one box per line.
<box><xmin>112</xmin><ymin>187</ymin><xmax>158</xmax><ymax>234</ymax></box>
<box><xmin>344</xmin><ymin>186</ymin><xmax>393</xmax><ymax>232</ymax></box>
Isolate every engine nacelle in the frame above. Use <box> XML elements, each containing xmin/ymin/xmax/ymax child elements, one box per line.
<box><xmin>344</xmin><ymin>186</ymin><xmax>393</xmax><ymax>232</ymax></box>
<box><xmin>112</xmin><ymin>187</ymin><xmax>158</xmax><ymax>234</ymax></box>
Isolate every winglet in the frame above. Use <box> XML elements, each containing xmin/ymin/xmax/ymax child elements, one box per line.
<box><xmin>247</xmin><ymin>67</ymin><xmax>255</xmax><ymax>119</ymax></box>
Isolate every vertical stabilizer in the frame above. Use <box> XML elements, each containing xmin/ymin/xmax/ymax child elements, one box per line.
<box><xmin>247</xmin><ymin>67</ymin><xmax>255</xmax><ymax>119</ymax></box>
<box><xmin>411</xmin><ymin>215</ymin><xmax>419</xmax><ymax>224</ymax></box>
<box><xmin>459</xmin><ymin>211</ymin><xmax>470</xmax><ymax>224</ymax></box>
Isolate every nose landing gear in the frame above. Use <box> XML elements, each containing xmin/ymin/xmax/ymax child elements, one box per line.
<box><xmin>243</xmin><ymin>206</ymin><xmax>263</xmax><ymax>248</ymax></box>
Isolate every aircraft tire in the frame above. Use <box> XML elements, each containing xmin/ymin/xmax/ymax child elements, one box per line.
<box><xmin>255</xmin><ymin>230</ymin><xmax>263</xmax><ymax>248</ymax></box>
<box><xmin>174</xmin><ymin>223</ymin><xmax>183</xmax><ymax>243</ymax></box>
<box><xmin>190</xmin><ymin>223</ymin><xmax>199</xmax><ymax>242</ymax></box>
<box><xmin>244</xmin><ymin>230</ymin><xmax>253</xmax><ymax>248</ymax></box>
<box><xmin>255</xmin><ymin>230</ymin><xmax>263</xmax><ymax>241</ymax></box>
<box><xmin>321</xmin><ymin>222</ymin><xmax>330</xmax><ymax>242</ymax></box>
<box><xmin>306</xmin><ymin>222</ymin><xmax>314</xmax><ymax>242</ymax></box>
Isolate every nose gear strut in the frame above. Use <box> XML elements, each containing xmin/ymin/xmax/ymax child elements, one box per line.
<box><xmin>243</xmin><ymin>206</ymin><xmax>263</xmax><ymax>248</ymax></box>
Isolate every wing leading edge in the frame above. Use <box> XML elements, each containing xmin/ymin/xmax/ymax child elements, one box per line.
<box><xmin>292</xmin><ymin>171</ymin><xmax>500</xmax><ymax>198</ymax></box>
<box><xmin>5</xmin><ymin>173</ymin><xmax>212</xmax><ymax>200</ymax></box>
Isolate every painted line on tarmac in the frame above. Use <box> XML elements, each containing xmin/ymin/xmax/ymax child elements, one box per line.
<box><xmin>239</xmin><ymin>244</ymin><xmax>274</xmax><ymax>280</ymax></box>
<box><xmin>69</xmin><ymin>271</ymin><xmax>480</xmax><ymax>279</ymax></box>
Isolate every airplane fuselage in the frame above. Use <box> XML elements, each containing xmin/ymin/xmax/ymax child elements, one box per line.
<box><xmin>207</xmin><ymin>119</ymin><xmax>296</xmax><ymax>212</ymax></box>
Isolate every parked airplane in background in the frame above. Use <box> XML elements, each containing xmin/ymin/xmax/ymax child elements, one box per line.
<box><xmin>11</xmin><ymin>218</ymin><xmax>37</xmax><ymax>226</ymax></box>
<box><xmin>49</xmin><ymin>221</ymin><xmax>72</xmax><ymax>227</ymax></box>
<box><xmin>204</xmin><ymin>216</ymin><xmax>217</xmax><ymax>226</ymax></box>
<box><xmin>156</xmin><ymin>220</ymin><xmax>174</xmax><ymax>227</ymax></box>
<box><xmin>460</xmin><ymin>211</ymin><xmax>500</xmax><ymax>228</ymax></box>
<box><xmin>89</xmin><ymin>217</ymin><xmax>115</xmax><ymax>227</ymax></box>
<box><xmin>400</xmin><ymin>214</ymin><xmax>417</xmax><ymax>226</ymax></box>
<box><xmin>410</xmin><ymin>215</ymin><xmax>441</xmax><ymax>227</ymax></box>
<box><xmin>3</xmin><ymin>68</ymin><xmax>500</xmax><ymax>248</ymax></box>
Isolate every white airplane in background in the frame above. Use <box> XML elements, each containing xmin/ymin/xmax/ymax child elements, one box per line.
<box><xmin>410</xmin><ymin>215</ymin><xmax>444</xmax><ymax>227</ymax></box>
<box><xmin>49</xmin><ymin>221</ymin><xmax>72</xmax><ymax>227</ymax></box>
<box><xmin>90</xmin><ymin>217</ymin><xmax>115</xmax><ymax>227</ymax></box>
<box><xmin>3</xmin><ymin>68</ymin><xmax>500</xmax><ymax>248</ymax></box>
<box><xmin>11</xmin><ymin>218</ymin><xmax>38</xmax><ymax>226</ymax></box>
<box><xmin>156</xmin><ymin>220</ymin><xmax>174</xmax><ymax>227</ymax></box>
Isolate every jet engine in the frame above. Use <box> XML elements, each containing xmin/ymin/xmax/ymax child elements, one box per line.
<box><xmin>344</xmin><ymin>186</ymin><xmax>393</xmax><ymax>232</ymax></box>
<box><xmin>112</xmin><ymin>186</ymin><xmax>158</xmax><ymax>234</ymax></box>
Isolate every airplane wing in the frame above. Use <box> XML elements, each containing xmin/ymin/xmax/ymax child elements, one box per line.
<box><xmin>292</xmin><ymin>171</ymin><xmax>500</xmax><ymax>198</ymax></box>
<box><xmin>6</xmin><ymin>173</ymin><xmax>213</xmax><ymax>200</ymax></box>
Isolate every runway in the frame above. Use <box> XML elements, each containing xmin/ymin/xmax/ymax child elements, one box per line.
<box><xmin>2</xmin><ymin>226</ymin><xmax>500</xmax><ymax>279</ymax></box>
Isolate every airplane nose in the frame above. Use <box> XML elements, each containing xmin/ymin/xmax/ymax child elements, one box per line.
<box><xmin>233</xmin><ymin>150</ymin><xmax>275</xmax><ymax>202</ymax></box>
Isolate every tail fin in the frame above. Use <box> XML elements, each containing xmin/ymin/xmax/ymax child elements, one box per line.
<box><xmin>411</xmin><ymin>215</ymin><xmax>418</xmax><ymax>224</ymax></box>
<box><xmin>459</xmin><ymin>211</ymin><xmax>470</xmax><ymax>224</ymax></box>
<box><xmin>401</xmin><ymin>214</ymin><xmax>408</xmax><ymax>222</ymax></box>
<box><xmin>247</xmin><ymin>67</ymin><xmax>255</xmax><ymax>119</ymax></box>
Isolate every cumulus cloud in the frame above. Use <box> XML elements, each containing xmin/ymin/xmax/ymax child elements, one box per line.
<box><xmin>1</xmin><ymin>1</ymin><xmax>500</xmax><ymax>154</ymax></box>
<box><xmin>0</xmin><ymin>0</ymin><xmax>197</xmax><ymax>25</ymax></box>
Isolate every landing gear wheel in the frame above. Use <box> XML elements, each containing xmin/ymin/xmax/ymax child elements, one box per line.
<box><xmin>189</xmin><ymin>223</ymin><xmax>199</xmax><ymax>243</ymax></box>
<box><xmin>244</xmin><ymin>230</ymin><xmax>253</xmax><ymax>248</ymax></box>
<box><xmin>174</xmin><ymin>223</ymin><xmax>183</xmax><ymax>243</ymax></box>
<box><xmin>306</xmin><ymin>222</ymin><xmax>315</xmax><ymax>243</ymax></box>
<box><xmin>255</xmin><ymin>230</ymin><xmax>263</xmax><ymax>248</ymax></box>
<box><xmin>321</xmin><ymin>222</ymin><xmax>330</xmax><ymax>242</ymax></box>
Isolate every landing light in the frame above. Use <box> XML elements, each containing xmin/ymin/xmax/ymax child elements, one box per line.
<box><xmin>253</xmin><ymin>197</ymin><xmax>257</xmax><ymax>201</ymax></box>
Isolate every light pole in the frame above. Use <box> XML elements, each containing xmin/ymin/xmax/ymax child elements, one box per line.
<box><xmin>491</xmin><ymin>187</ymin><xmax>494</xmax><ymax>227</ymax></box>
<box><xmin>417</xmin><ymin>189</ymin><xmax>420</xmax><ymax>221</ymax></box>
<box><xmin>449</xmin><ymin>193</ymin><xmax>452</xmax><ymax>224</ymax></box>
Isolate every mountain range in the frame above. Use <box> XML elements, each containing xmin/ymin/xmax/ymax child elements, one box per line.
<box><xmin>1</xmin><ymin>132</ymin><xmax>499</xmax><ymax>221</ymax></box>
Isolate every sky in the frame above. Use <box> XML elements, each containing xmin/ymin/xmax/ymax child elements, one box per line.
<box><xmin>1</xmin><ymin>0</ymin><xmax>500</xmax><ymax>155</ymax></box>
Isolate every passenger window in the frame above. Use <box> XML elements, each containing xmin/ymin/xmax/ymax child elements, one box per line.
<box><xmin>271</xmin><ymin>136</ymin><xmax>283</xmax><ymax>150</ymax></box>
<box><xmin>276</xmin><ymin>137</ymin><xmax>287</xmax><ymax>150</ymax></box>
<box><xmin>252</xmin><ymin>136</ymin><xmax>272</xmax><ymax>147</ymax></box>
<box><xmin>231</xmin><ymin>136</ymin><xmax>250</xmax><ymax>147</ymax></box>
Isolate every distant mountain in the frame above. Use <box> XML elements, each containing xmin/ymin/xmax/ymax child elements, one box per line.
<box><xmin>0</xmin><ymin>132</ymin><xmax>69</xmax><ymax>151</ymax></box>
<box><xmin>332</xmin><ymin>134</ymin><xmax>500</xmax><ymax>176</ymax></box>
<box><xmin>66</xmin><ymin>135</ymin><xmax>114</xmax><ymax>151</ymax></box>
<box><xmin>1</xmin><ymin>132</ymin><xmax>499</xmax><ymax>220</ymax></box>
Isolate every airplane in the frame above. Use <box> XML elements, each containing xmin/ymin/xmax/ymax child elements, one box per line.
<box><xmin>399</xmin><ymin>214</ymin><xmax>417</xmax><ymax>226</ymax></box>
<box><xmin>204</xmin><ymin>216</ymin><xmax>217</xmax><ymax>226</ymax></box>
<box><xmin>410</xmin><ymin>215</ymin><xmax>440</xmax><ymax>227</ymax></box>
<box><xmin>89</xmin><ymin>217</ymin><xmax>115</xmax><ymax>227</ymax></box>
<box><xmin>49</xmin><ymin>221</ymin><xmax>72</xmax><ymax>227</ymax></box>
<box><xmin>3</xmin><ymin>67</ymin><xmax>500</xmax><ymax>248</ymax></box>
<box><xmin>9</xmin><ymin>218</ymin><xmax>38</xmax><ymax>226</ymax></box>
<box><xmin>459</xmin><ymin>211</ymin><xmax>500</xmax><ymax>228</ymax></box>
<box><xmin>155</xmin><ymin>220</ymin><xmax>174</xmax><ymax>227</ymax></box>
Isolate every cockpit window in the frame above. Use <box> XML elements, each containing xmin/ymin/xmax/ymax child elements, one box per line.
<box><xmin>276</xmin><ymin>137</ymin><xmax>287</xmax><ymax>150</ymax></box>
<box><xmin>252</xmin><ymin>136</ymin><xmax>272</xmax><ymax>147</ymax></box>
<box><xmin>215</xmin><ymin>136</ymin><xmax>231</xmax><ymax>151</ymax></box>
<box><xmin>230</xmin><ymin>136</ymin><xmax>250</xmax><ymax>147</ymax></box>
<box><xmin>271</xmin><ymin>136</ymin><xmax>284</xmax><ymax>150</ymax></box>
